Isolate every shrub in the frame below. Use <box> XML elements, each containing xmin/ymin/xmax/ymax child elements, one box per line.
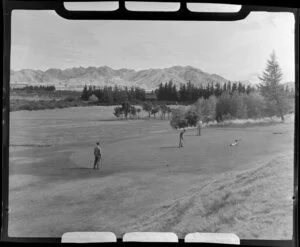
<box><xmin>178</xmin><ymin>119</ymin><xmax>188</xmax><ymax>128</ymax></box>
<box><xmin>121</xmin><ymin>101</ymin><xmax>131</xmax><ymax>119</ymax></box>
<box><xmin>233</xmin><ymin>92</ymin><xmax>248</xmax><ymax>119</ymax></box>
<box><xmin>185</xmin><ymin>109</ymin><xmax>200</xmax><ymax>127</ymax></box>
<box><xmin>159</xmin><ymin>104</ymin><xmax>168</xmax><ymax>119</ymax></box>
<box><xmin>113</xmin><ymin>106</ymin><xmax>123</xmax><ymax>118</ymax></box>
<box><xmin>170</xmin><ymin>107</ymin><xmax>190</xmax><ymax>129</ymax></box>
<box><xmin>222</xmin><ymin>113</ymin><xmax>233</xmax><ymax>121</ymax></box>
<box><xmin>151</xmin><ymin>105</ymin><xmax>160</xmax><ymax>119</ymax></box>
<box><xmin>64</xmin><ymin>96</ymin><xmax>77</xmax><ymax>102</ymax></box>
<box><xmin>244</xmin><ymin>92</ymin><xmax>265</xmax><ymax>118</ymax></box>
<box><xmin>20</xmin><ymin>104</ymin><xmax>34</xmax><ymax>111</ymax></box>
<box><xmin>216</xmin><ymin>92</ymin><xmax>232</xmax><ymax>121</ymax></box>
<box><xmin>195</xmin><ymin>98</ymin><xmax>204</xmax><ymax>117</ymax></box>
<box><xmin>206</xmin><ymin>95</ymin><xmax>217</xmax><ymax>121</ymax></box>
<box><xmin>129</xmin><ymin>106</ymin><xmax>137</xmax><ymax>119</ymax></box>
<box><xmin>166</xmin><ymin>106</ymin><xmax>172</xmax><ymax>119</ymax></box>
<box><xmin>142</xmin><ymin>102</ymin><xmax>153</xmax><ymax>118</ymax></box>
<box><xmin>88</xmin><ymin>94</ymin><xmax>99</xmax><ymax>102</ymax></box>
<box><xmin>136</xmin><ymin>108</ymin><xmax>142</xmax><ymax>118</ymax></box>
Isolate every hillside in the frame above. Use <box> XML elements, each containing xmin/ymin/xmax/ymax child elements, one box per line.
<box><xmin>10</xmin><ymin>66</ymin><xmax>229</xmax><ymax>91</ymax></box>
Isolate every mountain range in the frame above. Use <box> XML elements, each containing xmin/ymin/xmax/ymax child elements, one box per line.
<box><xmin>10</xmin><ymin>65</ymin><xmax>233</xmax><ymax>91</ymax></box>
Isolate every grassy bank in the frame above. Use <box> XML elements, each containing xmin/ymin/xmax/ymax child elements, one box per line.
<box><xmin>125</xmin><ymin>151</ymin><xmax>293</xmax><ymax>239</ymax></box>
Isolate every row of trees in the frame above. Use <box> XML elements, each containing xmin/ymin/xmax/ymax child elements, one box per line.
<box><xmin>195</xmin><ymin>90</ymin><xmax>292</xmax><ymax>122</ymax></box>
<box><xmin>81</xmin><ymin>80</ymin><xmax>258</xmax><ymax>104</ymax></box>
<box><xmin>12</xmin><ymin>85</ymin><xmax>56</xmax><ymax>91</ymax></box>
<box><xmin>87</xmin><ymin>51</ymin><xmax>294</xmax><ymax>128</ymax></box>
<box><xmin>156</xmin><ymin>80</ymin><xmax>258</xmax><ymax>102</ymax></box>
<box><xmin>81</xmin><ymin>85</ymin><xmax>146</xmax><ymax>103</ymax></box>
<box><xmin>170</xmin><ymin>107</ymin><xmax>201</xmax><ymax>129</ymax></box>
<box><xmin>113</xmin><ymin>102</ymin><xmax>141</xmax><ymax>119</ymax></box>
<box><xmin>114</xmin><ymin>88</ymin><xmax>292</xmax><ymax>126</ymax></box>
<box><xmin>169</xmin><ymin>51</ymin><xmax>294</xmax><ymax>128</ymax></box>
<box><xmin>113</xmin><ymin>102</ymin><xmax>172</xmax><ymax>120</ymax></box>
<box><xmin>170</xmin><ymin>89</ymin><xmax>293</xmax><ymax>129</ymax></box>
<box><xmin>141</xmin><ymin>102</ymin><xmax>172</xmax><ymax>119</ymax></box>
<box><xmin>81</xmin><ymin>72</ymin><xmax>293</xmax><ymax>105</ymax></box>
<box><xmin>82</xmin><ymin>79</ymin><xmax>293</xmax><ymax>105</ymax></box>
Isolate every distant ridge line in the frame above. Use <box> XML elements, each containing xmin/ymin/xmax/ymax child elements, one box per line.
<box><xmin>10</xmin><ymin>65</ymin><xmax>253</xmax><ymax>91</ymax></box>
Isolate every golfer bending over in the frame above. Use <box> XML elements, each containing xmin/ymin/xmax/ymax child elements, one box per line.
<box><xmin>179</xmin><ymin>129</ymin><xmax>185</xmax><ymax>148</ymax></box>
<box><xmin>93</xmin><ymin>142</ymin><xmax>102</xmax><ymax>170</ymax></box>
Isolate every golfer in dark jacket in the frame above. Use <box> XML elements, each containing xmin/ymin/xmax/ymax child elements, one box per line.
<box><xmin>179</xmin><ymin>129</ymin><xmax>185</xmax><ymax>148</ymax></box>
<box><xmin>93</xmin><ymin>142</ymin><xmax>102</xmax><ymax>170</ymax></box>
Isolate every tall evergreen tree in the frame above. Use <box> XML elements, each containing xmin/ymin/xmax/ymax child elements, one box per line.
<box><xmin>227</xmin><ymin>81</ymin><xmax>232</xmax><ymax>92</ymax></box>
<box><xmin>172</xmin><ymin>84</ymin><xmax>178</xmax><ymax>101</ymax></box>
<box><xmin>81</xmin><ymin>85</ymin><xmax>89</xmax><ymax>101</ymax></box>
<box><xmin>258</xmin><ymin>51</ymin><xmax>289</xmax><ymax>121</ymax></box>
<box><xmin>237</xmin><ymin>82</ymin><xmax>244</xmax><ymax>93</ymax></box>
<box><xmin>179</xmin><ymin>83</ymin><xmax>187</xmax><ymax>102</ymax></box>
<box><xmin>88</xmin><ymin>85</ymin><xmax>93</xmax><ymax>97</ymax></box>
<box><xmin>215</xmin><ymin>82</ymin><xmax>221</xmax><ymax>96</ymax></box>
<box><xmin>231</xmin><ymin>82</ymin><xmax>237</xmax><ymax>93</ymax></box>
<box><xmin>210</xmin><ymin>82</ymin><xmax>215</xmax><ymax>96</ymax></box>
<box><xmin>205</xmin><ymin>83</ymin><xmax>211</xmax><ymax>99</ymax></box>
<box><xmin>222</xmin><ymin>82</ymin><xmax>227</xmax><ymax>93</ymax></box>
<box><xmin>157</xmin><ymin>83</ymin><xmax>164</xmax><ymax>100</ymax></box>
<box><xmin>246</xmin><ymin>85</ymin><xmax>252</xmax><ymax>95</ymax></box>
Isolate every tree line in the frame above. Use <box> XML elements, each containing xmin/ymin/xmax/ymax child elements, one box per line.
<box><xmin>81</xmin><ymin>51</ymin><xmax>294</xmax><ymax>126</ymax></box>
<box><xmin>113</xmin><ymin>102</ymin><xmax>172</xmax><ymax>120</ymax></box>
<box><xmin>12</xmin><ymin>85</ymin><xmax>56</xmax><ymax>92</ymax></box>
<box><xmin>156</xmin><ymin>80</ymin><xmax>258</xmax><ymax>102</ymax></box>
<box><xmin>110</xmin><ymin>51</ymin><xmax>295</xmax><ymax>127</ymax></box>
<box><xmin>81</xmin><ymin>79</ymin><xmax>293</xmax><ymax>105</ymax></box>
<box><xmin>81</xmin><ymin>80</ymin><xmax>261</xmax><ymax>104</ymax></box>
<box><xmin>169</xmin><ymin>51</ymin><xmax>294</xmax><ymax>128</ymax></box>
<box><xmin>81</xmin><ymin>85</ymin><xmax>146</xmax><ymax>103</ymax></box>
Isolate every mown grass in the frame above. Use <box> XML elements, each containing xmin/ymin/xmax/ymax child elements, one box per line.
<box><xmin>125</xmin><ymin>151</ymin><xmax>293</xmax><ymax>239</ymax></box>
<box><xmin>182</xmin><ymin>151</ymin><xmax>293</xmax><ymax>239</ymax></box>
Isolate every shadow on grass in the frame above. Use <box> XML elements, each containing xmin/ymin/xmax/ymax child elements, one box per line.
<box><xmin>62</xmin><ymin>167</ymin><xmax>94</xmax><ymax>170</ymax></box>
<box><xmin>10</xmin><ymin>144</ymin><xmax>52</xmax><ymax>147</ymax></box>
<box><xmin>98</xmin><ymin>118</ymin><xmax>146</xmax><ymax>122</ymax></box>
<box><xmin>59</xmin><ymin>167</ymin><xmax>119</xmax><ymax>179</ymax></box>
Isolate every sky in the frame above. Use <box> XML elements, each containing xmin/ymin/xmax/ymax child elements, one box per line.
<box><xmin>11</xmin><ymin>2</ymin><xmax>295</xmax><ymax>84</ymax></box>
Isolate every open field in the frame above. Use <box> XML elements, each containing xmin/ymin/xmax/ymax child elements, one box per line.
<box><xmin>8</xmin><ymin>106</ymin><xmax>294</xmax><ymax>239</ymax></box>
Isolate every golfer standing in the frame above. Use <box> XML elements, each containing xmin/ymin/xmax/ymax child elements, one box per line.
<box><xmin>179</xmin><ymin>129</ymin><xmax>185</xmax><ymax>148</ymax></box>
<box><xmin>93</xmin><ymin>142</ymin><xmax>102</xmax><ymax>170</ymax></box>
<box><xmin>197</xmin><ymin>120</ymin><xmax>202</xmax><ymax>136</ymax></box>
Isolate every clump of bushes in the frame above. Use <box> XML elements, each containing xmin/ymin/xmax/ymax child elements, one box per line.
<box><xmin>141</xmin><ymin>102</ymin><xmax>172</xmax><ymax>119</ymax></box>
<box><xmin>64</xmin><ymin>96</ymin><xmax>77</xmax><ymax>102</ymax></box>
<box><xmin>170</xmin><ymin>106</ymin><xmax>200</xmax><ymax>129</ymax></box>
<box><xmin>113</xmin><ymin>101</ymin><xmax>140</xmax><ymax>120</ymax></box>
<box><xmin>10</xmin><ymin>98</ymin><xmax>87</xmax><ymax>112</ymax></box>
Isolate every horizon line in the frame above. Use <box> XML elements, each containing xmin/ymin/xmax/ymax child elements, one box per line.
<box><xmin>11</xmin><ymin>64</ymin><xmax>204</xmax><ymax>72</ymax></box>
